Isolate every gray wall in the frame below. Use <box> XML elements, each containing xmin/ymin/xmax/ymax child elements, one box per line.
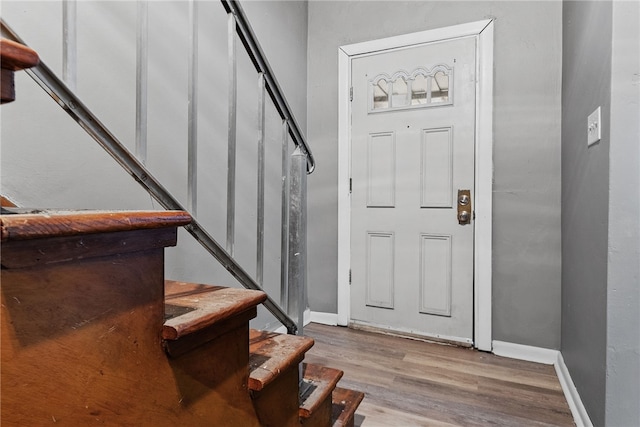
<box><xmin>561</xmin><ymin>2</ymin><xmax>611</xmax><ymax>424</ymax></box>
<box><xmin>0</xmin><ymin>0</ymin><xmax>308</xmax><ymax>331</ymax></box>
<box><xmin>242</xmin><ymin>1</ymin><xmax>308</xmax><ymax>134</ymax></box>
<box><xmin>306</xmin><ymin>1</ymin><xmax>563</xmax><ymax>349</ymax></box>
<box><xmin>561</xmin><ymin>1</ymin><xmax>640</xmax><ymax>425</ymax></box>
<box><xmin>606</xmin><ymin>2</ymin><xmax>640</xmax><ymax>424</ymax></box>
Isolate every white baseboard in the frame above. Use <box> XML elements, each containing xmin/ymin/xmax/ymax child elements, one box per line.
<box><xmin>273</xmin><ymin>325</ymin><xmax>287</xmax><ymax>334</ymax></box>
<box><xmin>309</xmin><ymin>311</ymin><xmax>338</xmax><ymax>326</ymax></box>
<box><xmin>555</xmin><ymin>352</ymin><xmax>594</xmax><ymax>427</ymax></box>
<box><xmin>491</xmin><ymin>341</ymin><xmax>593</xmax><ymax>427</ymax></box>
<box><xmin>492</xmin><ymin>340</ymin><xmax>558</xmax><ymax>365</ymax></box>
<box><xmin>272</xmin><ymin>308</ymin><xmax>312</xmax><ymax>334</ymax></box>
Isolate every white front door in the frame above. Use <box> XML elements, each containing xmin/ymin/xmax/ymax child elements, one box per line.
<box><xmin>350</xmin><ymin>37</ymin><xmax>476</xmax><ymax>344</ymax></box>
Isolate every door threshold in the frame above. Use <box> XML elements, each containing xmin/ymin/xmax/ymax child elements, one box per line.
<box><xmin>348</xmin><ymin>321</ymin><xmax>473</xmax><ymax>348</ymax></box>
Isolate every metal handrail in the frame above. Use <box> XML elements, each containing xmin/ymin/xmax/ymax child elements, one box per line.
<box><xmin>0</xmin><ymin>19</ymin><xmax>299</xmax><ymax>335</ymax></box>
<box><xmin>221</xmin><ymin>0</ymin><xmax>315</xmax><ymax>174</ymax></box>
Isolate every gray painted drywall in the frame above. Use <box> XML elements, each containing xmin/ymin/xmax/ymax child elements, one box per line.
<box><xmin>606</xmin><ymin>1</ymin><xmax>640</xmax><ymax>425</ymax></box>
<box><xmin>561</xmin><ymin>2</ymin><xmax>640</xmax><ymax>424</ymax></box>
<box><xmin>306</xmin><ymin>1</ymin><xmax>563</xmax><ymax>349</ymax></box>
<box><xmin>561</xmin><ymin>2</ymin><xmax>611</xmax><ymax>425</ymax></box>
<box><xmin>0</xmin><ymin>0</ymin><xmax>308</xmax><ymax>331</ymax></box>
<box><xmin>242</xmin><ymin>0</ymin><xmax>308</xmax><ymax>134</ymax></box>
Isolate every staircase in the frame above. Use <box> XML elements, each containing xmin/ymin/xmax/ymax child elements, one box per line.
<box><xmin>1</xmin><ymin>7</ymin><xmax>363</xmax><ymax>424</ymax></box>
<box><xmin>0</xmin><ymin>210</ymin><xmax>363</xmax><ymax>426</ymax></box>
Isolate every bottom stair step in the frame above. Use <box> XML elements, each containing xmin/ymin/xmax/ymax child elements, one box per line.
<box><xmin>331</xmin><ymin>387</ymin><xmax>365</xmax><ymax>427</ymax></box>
<box><xmin>248</xmin><ymin>329</ymin><xmax>315</xmax><ymax>392</ymax></box>
<box><xmin>299</xmin><ymin>363</ymin><xmax>343</xmax><ymax>426</ymax></box>
<box><xmin>249</xmin><ymin>330</ymin><xmax>315</xmax><ymax>427</ymax></box>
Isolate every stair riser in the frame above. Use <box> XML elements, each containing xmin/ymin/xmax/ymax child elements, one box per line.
<box><xmin>1</xmin><ymin>228</ymin><xmax>178</xmax><ymax>269</ymax></box>
<box><xmin>251</xmin><ymin>365</ymin><xmax>301</xmax><ymax>427</ymax></box>
<box><xmin>169</xmin><ymin>323</ymin><xmax>260</xmax><ymax>425</ymax></box>
<box><xmin>331</xmin><ymin>387</ymin><xmax>365</xmax><ymax>427</ymax></box>
<box><xmin>1</xmin><ymin>236</ymin><xmax>260</xmax><ymax>425</ymax></box>
<box><xmin>1</xmin><ymin>250</ymin><xmax>165</xmax><ymax>424</ymax></box>
<box><xmin>301</xmin><ymin>396</ymin><xmax>332</xmax><ymax>427</ymax></box>
<box><xmin>164</xmin><ymin>308</ymin><xmax>256</xmax><ymax>358</ymax></box>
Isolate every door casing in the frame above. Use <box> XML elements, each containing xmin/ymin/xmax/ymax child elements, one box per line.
<box><xmin>337</xmin><ymin>20</ymin><xmax>494</xmax><ymax>351</ymax></box>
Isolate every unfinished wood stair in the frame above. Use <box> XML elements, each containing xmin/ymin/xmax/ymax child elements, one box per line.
<box><xmin>1</xmin><ymin>210</ymin><xmax>363</xmax><ymax>425</ymax></box>
<box><xmin>245</xmin><ymin>329</ymin><xmax>363</xmax><ymax>427</ymax></box>
<box><xmin>299</xmin><ymin>363</ymin><xmax>344</xmax><ymax>427</ymax></box>
<box><xmin>330</xmin><ymin>386</ymin><xmax>365</xmax><ymax>427</ymax></box>
<box><xmin>163</xmin><ymin>279</ymin><xmax>267</xmax><ymax>357</ymax></box>
<box><xmin>248</xmin><ymin>329</ymin><xmax>315</xmax><ymax>426</ymax></box>
<box><xmin>167</xmin><ymin>282</ymin><xmax>365</xmax><ymax>427</ymax></box>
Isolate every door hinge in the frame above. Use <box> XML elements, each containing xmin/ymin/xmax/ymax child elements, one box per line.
<box><xmin>349</xmin><ymin>269</ymin><xmax>352</xmax><ymax>284</ymax></box>
<box><xmin>349</xmin><ymin>178</ymin><xmax>352</xmax><ymax>193</ymax></box>
<box><xmin>349</xmin><ymin>87</ymin><xmax>353</xmax><ymax>102</ymax></box>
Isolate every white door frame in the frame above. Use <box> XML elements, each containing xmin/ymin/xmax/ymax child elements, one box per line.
<box><xmin>337</xmin><ymin>20</ymin><xmax>494</xmax><ymax>351</ymax></box>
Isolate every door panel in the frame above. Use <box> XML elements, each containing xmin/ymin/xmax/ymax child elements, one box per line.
<box><xmin>419</xmin><ymin>233</ymin><xmax>452</xmax><ymax>316</ymax></box>
<box><xmin>421</xmin><ymin>127</ymin><xmax>453</xmax><ymax>208</ymax></box>
<box><xmin>365</xmin><ymin>232</ymin><xmax>395</xmax><ymax>309</ymax></box>
<box><xmin>367</xmin><ymin>133</ymin><xmax>396</xmax><ymax>207</ymax></box>
<box><xmin>350</xmin><ymin>37</ymin><xmax>476</xmax><ymax>343</ymax></box>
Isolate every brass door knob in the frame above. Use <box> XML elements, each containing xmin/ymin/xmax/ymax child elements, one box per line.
<box><xmin>457</xmin><ymin>189</ymin><xmax>472</xmax><ymax>225</ymax></box>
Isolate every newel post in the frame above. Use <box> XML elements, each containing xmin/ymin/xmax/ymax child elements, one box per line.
<box><xmin>287</xmin><ymin>147</ymin><xmax>308</xmax><ymax>336</ymax></box>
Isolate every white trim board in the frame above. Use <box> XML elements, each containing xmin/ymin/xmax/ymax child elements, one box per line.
<box><xmin>337</xmin><ymin>20</ymin><xmax>494</xmax><ymax>351</ymax></box>
<box><xmin>272</xmin><ymin>308</ymin><xmax>312</xmax><ymax>334</ymax></box>
<box><xmin>555</xmin><ymin>353</ymin><xmax>594</xmax><ymax>427</ymax></box>
<box><xmin>310</xmin><ymin>311</ymin><xmax>338</xmax><ymax>326</ymax></box>
<box><xmin>492</xmin><ymin>340</ymin><xmax>558</xmax><ymax>365</ymax></box>
<box><xmin>340</xmin><ymin>20</ymin><xmax>493</xmax><ymax>56</ymax></box>
<box><xmin>492</xmin><ymin>341</ymin><xmax>593</xmax><ymax>427</ymax></box>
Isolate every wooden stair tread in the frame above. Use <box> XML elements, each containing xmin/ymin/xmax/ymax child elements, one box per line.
<box><xmin>163</xmin><ymin>280</ymin><xmax>267</xmax><ymax>340</ymax></box>
<box><xmin>299</xmin><ymin>363</ymin><xmax>343</xmax><ymax>419</ymax></box>
<box><xmin>331</xmin><ymin>387</ymin><xmax>365</xmax><ymax>427</ymax></box>
<box><xmin>1</xmin><ymin>210</ymin><xmax>191</xmax><ymax>242</ymax></box>
<box><xmin>248</xmin><ymin>329</ymin><xmax>314</xmax><ymax>392</ymax></box>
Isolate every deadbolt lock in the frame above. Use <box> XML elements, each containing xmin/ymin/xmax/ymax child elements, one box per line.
<box><xmin>457</xmin><ymin>189</ymin><xmax>472</xmax><ymax>225</ymax></box>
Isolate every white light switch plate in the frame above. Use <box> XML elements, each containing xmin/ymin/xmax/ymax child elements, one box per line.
<box><xmin>587</xmin><ymin>107</ymin><xmax>601</xmax><ymax>146</ymax></box>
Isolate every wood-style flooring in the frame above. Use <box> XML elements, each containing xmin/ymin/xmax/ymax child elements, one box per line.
<box><xmin>304</xmin><ymin>323</ymin><xmax>575</xmax><ymax>427</ymax></box>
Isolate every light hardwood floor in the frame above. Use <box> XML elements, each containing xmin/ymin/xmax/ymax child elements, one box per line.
<box><xmin>304</xmin><ymin>323</ymin><xmax>574</xmax><ymax>427</ymax></box>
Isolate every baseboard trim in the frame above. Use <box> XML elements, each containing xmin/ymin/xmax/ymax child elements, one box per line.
<box><xmin>491</xmin><ymin>341</ymin><xmax>592</xmax><ymax>427</ymax></box>
<box><xmin>555</xmin><ymin>352</ymin><xmax>594</xmax><ymax>427</ymax></box>
<box><xmin>272</xmin><ymin>308</ymin><xmax>312</xmax><ymax>334</ymax></box>
<box><xmin>273</xmin><ymin>325</ymin><xmax>287</xmax><ymax>334</ymax></box>
<box><xmin>492</xmin><ymin>340</ymin><xmax>558</xmax><ymax>365</ymax></box>
<box><xmin>309</xmin><ymin>311</ymin><xmax>338</xmax><ymax>326</ymax></box>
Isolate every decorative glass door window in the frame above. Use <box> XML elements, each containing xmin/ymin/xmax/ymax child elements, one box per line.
<box><xmin>369</xmin><ymin>65</ymin><xmax>452</xmax><ymax>112</ymax></box>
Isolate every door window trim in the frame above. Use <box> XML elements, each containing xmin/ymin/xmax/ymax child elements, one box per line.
<box><xmin>368</xmin><ymin>64</ymin><xmax>454</xmax><ymax>112</ymax></box>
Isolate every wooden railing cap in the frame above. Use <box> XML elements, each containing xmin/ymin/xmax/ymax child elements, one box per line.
<box><xmin>0</xmin><ymin>38</ymin><xmax>39</xmax><ymax>71</ymax></box>
<box><xmin>0</xmin><ymin>210</ymin><xmax>192</xmax><ymax>242</ymax></box>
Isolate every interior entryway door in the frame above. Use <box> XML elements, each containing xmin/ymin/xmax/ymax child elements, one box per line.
<box><xmin>350</xmin><ymin>36</ymin><xmax>476</xmax><ymax>344</ymax></box>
